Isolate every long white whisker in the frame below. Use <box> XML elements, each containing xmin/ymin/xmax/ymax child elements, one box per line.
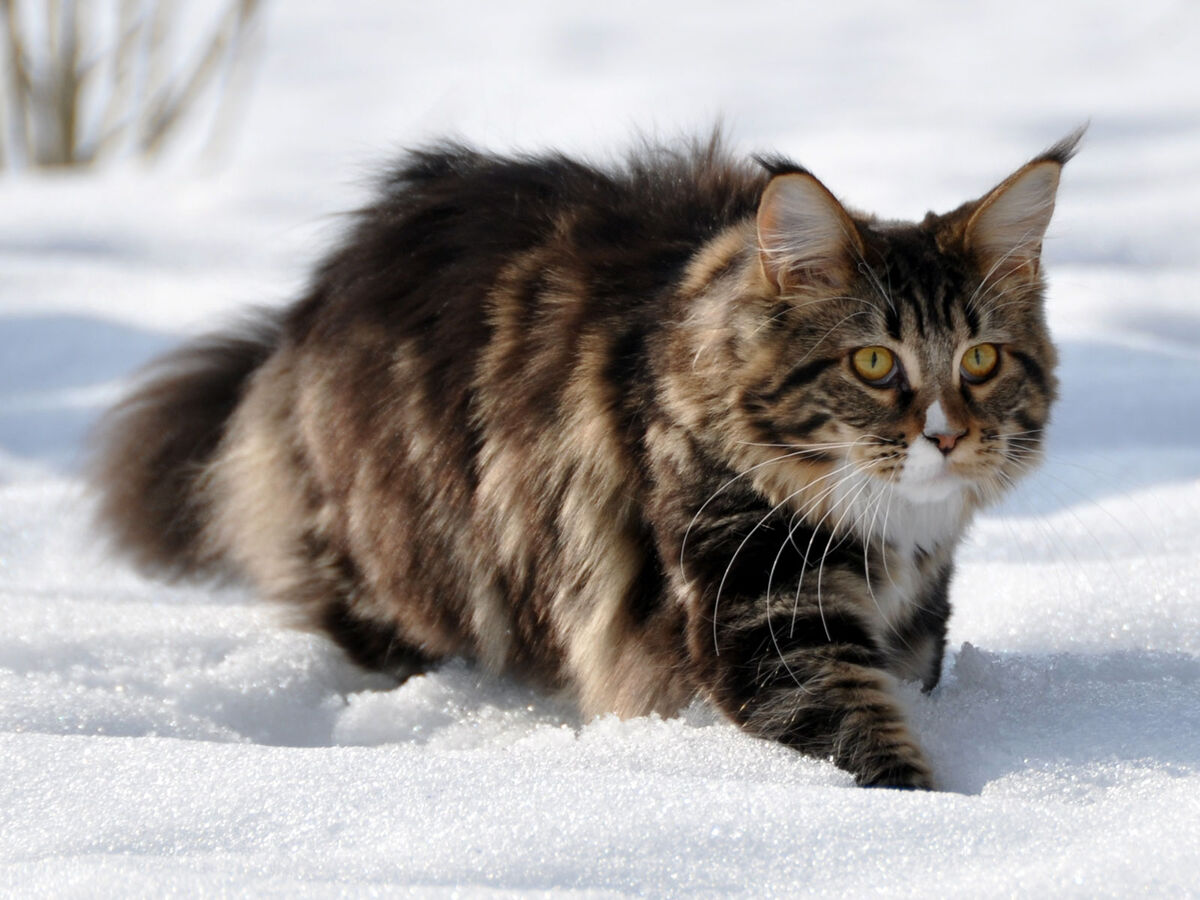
<box><xmin>766</xmin><ymin>459</ymin><xmax>871</xmax><ymax>605</ymax></box>
<box><xmin>710</xmin><ymin>484</ymin><xmax>812</xmax><ymax>654</ymax></box>
<box><xmin>784</xmin><ymin>310</ymin><xmax>878</xmax><ymax>371</ymax></box>
<box><xmin>785</xmin><ymin>454</ymin><xmax>884</xmax><ymax>639</ymax></box>
<box><xmin>965</xmin><ymin>228</ymin><xmax>1045</xmax><ymax>319</ymax></box>
<box><xmin>681</xmin><ymin>446</ymin><xmax>828</xmax><ymax>569</ymax></box>
<box><xmin>813</xmin><ymin>461</ymin><xmax>887</xmax><ymax>641</ymax></box>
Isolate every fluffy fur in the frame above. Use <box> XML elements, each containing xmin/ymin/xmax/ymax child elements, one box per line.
<box><xmin>91</xmin><ymin>130</ymin><xmax>1080</xmax><ymax>788</ymax></box>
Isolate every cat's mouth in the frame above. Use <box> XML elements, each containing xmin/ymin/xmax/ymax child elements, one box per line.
<box><xmin>893</xmin><ymin>439</ymin><xmax>968</xmax><ymax>503</ymax></box>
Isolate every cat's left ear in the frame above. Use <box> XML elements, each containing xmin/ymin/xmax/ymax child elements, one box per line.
<box><xmin>964</xmin><ymin>129</ymin><xmax>1083</xmax><ymax>280</ymax></box>
<box><xmin>756</xmin><ymin>172</ymin><xmax>865</xmax><ymax>294</ymax></box>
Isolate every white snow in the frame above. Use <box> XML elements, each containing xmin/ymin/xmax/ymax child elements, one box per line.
<box><xmin>3</xmin><ymin>0</ymin><xmax>1200</xmax><ymax>895</ymax></box>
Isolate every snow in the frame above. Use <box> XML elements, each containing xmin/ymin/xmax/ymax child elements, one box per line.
<box><xmin>3</xmin><ymin>0</ymin><xmax>1200</xmax><ymax>894</ymax></box>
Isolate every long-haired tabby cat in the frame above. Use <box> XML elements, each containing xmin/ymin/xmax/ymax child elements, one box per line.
<box><xmin>92</xmin><ymin>130</ymin><xmax>1079</xmax><ymax>788</ymax></box>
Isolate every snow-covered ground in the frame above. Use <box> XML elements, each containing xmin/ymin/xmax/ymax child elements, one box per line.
<box><xmin>4</xmin><ymin>1</ymin><xmax>1200</xmax><ymax>895</ymax></box>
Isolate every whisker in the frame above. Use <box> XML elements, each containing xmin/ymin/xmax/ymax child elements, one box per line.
<box><xmin>842</xmin><ymin>237</ymin><xmax>897</xmax><ymax>319</ymax></box>
<box><xmin>736</xmin><ymin>433</ymin><xmax>901</xmax><ymax>450</ymax></box>
<box><xmin>784</xmin><ymin>310</ymin><xmax>878</xmax><ymax>371</ymax></box>
<box><xmin>734</xmin><ymin>440</ymin><xmax>877</xmax><ymax>451</ymax></box>
<box><xmin>681</xmin><ymin>446</ymin><xmax>826</xmax><ymax>569</ymax></box>
<box><xmin>710</xmin><ymin>483</ymin><xmax>812</xmax><ymax>654</ymax></box>
<box><xmin>1000</xmin><ymin>453</ymin><xmax>1160</xmax><ymax>584</ymax></box>
<box><xmin>877</xmin><ymin>479</ymin><xmax>899</xmax><ymax>588</ymax></box>
<box><xmin>785</xmin><ymin>457</ymin><xmax>884</xmax><ymax>639</ymax></box>
<box><xmin>965</xmin><ymin>228</ymin><xmax>1045</xmax><ymax>319</ymax></box>
<box><xmin>857</xmin><ymin>480</ymin><xmax>922</xmax><ymax>650</ymax></box>
<box><xmin>812</xmin><ymin>461</ymin><xmax>887</xmax><ymax>641</ymax></box>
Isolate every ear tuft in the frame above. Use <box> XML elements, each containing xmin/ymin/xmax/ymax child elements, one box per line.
<box><xmin>756</xmin><ymin>173</ymin><xmax>863</xmax><ymax>293</ymax></box>
<box><xmin>1033</xmin><ymin>123</ymin><xmax>1087</xmax><ymax>167</ymax></box>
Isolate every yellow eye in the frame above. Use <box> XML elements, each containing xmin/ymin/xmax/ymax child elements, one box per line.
<box><xmin>852</xmin><ymin>346</ymin><xmax>896</xmax><ymax>384</ymax></box>
<box><xmin>961</xmin><ymin>343</ymin><xmax>999</xmax><ymax>381</ymax></box>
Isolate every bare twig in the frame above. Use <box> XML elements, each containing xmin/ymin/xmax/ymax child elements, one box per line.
<box><xmin>91</xmin><ymin>0</ymin><xmax>145</xmax><ymax>162</ymax></box>
<box><xmin>42</xmin><ymin>0</ymin><xmax>87</xmax><ymax>165</ymax></box>
<box><xmin>139</xmin><ymin>0</ymin><xmax>255</xmax><ymax>160</ymax></box>
<box><xmin>2</xmin><ymin>0</ymin><xmax>35</xmax><ymax>165</ymax></box>
<box><xmin>200</xmin><ymin>0</ymin><xmax>262</xmax><ymax>162</ymax></box>
<box><xmin>2</xmin><ymin>0</ymin><xmax>264</xmax><ymax>170</ymax></box>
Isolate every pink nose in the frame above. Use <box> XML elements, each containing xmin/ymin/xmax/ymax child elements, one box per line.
<box><xmin>924</xmin><ymin>429</ymin><xmax>967</xmax><ymax>456</ymax></box>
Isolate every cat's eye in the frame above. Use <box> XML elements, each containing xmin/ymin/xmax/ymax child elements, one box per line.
<box><xmin>961</xmin><ymin>343</ymin><xmax>1000</xmax><ymax>382</ymax></box>
<box><xmin>851</xmin><ymin>346</ymin><xmax>897</xmax><ymax>385</ymax></box>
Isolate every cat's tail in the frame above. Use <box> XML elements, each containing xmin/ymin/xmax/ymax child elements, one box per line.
<box><xmin>89</xmin><ymin>313</ymin><xmax>282</xmax><ymax>581</ymax></box>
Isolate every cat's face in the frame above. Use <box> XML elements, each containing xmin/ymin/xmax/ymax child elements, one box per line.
<box><xmin>726</xmin><ymin>151</ymin><xmax>1066</xmax><ymax>522</ymax></box>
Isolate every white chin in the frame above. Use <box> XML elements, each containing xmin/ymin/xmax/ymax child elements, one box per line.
<box><xmin>893</xmin><ymin>471</ymin><xmax>965</xmax><ymax>504</ymax></box>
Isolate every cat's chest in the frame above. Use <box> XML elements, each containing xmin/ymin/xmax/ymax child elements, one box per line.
<box><xmin>875</xmin><ymin>493</ymin><xmax>967</xmax><ymax>560</ymax></box>
<box><xmin>856</xmin><ymin>493</ymin><xmax>965</xmax><ymax>630</ymax></box>
<box><xmin>866</xmin><ymin>551</ymin><xmax>930</xmax><ymax>630</ymax></box>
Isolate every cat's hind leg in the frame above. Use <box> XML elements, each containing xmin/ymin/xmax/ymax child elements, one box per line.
<box><xmin>298</xmin><ymin>530</ymin><xmax>433</xmax><ymax>680</ymax></box>
<box><xmin>203</xmin><ymin>353</ymin><xmax>433</xmax><ymax>682</ymax></box>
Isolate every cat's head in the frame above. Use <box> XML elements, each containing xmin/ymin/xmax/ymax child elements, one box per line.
<box><xmin>704</xmin><ymin>133</ymin><xmax>1080</xmax><ymax>535</ymax></box>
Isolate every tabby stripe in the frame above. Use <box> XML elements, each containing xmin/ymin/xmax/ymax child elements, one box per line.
<box><xmin>1009</xmin><ymin>349</ymin><xmax>1049</xmax><ymax>394</ymax></box>
<box><xmin>916</xmin><ymin>286</ymin><xmax>937</xmax><ymax>331</ymax></box>
<box><xmin>909</xmin><ymin>295</ymin><xmax>927</xmax><ymax>337</ymax></box>
<box><xmin>320</xmin><ymin>594</ymin><xmax>431</xmax><ymax>674</ymax></box>
<box><xmin>825</xmin><ymin>674</ymin><xmax>890</xmax><ymax>693</ymax></box>
<box><xmin>765</xmin><ymin>357</ymin><xmax>835</xmax><ymax>400</ymax></box>
<box><xmin>884</xmin><ymin>303</ymin><xmax>903</xmax><ymax>340</ymax></box>
<box><xmin>785</xmin><ymin>412</ymin><xmax>831</xmax><ymax>438</ymax></box>
<box><xmin>862</xmin><ymin>705</ymin><xmax>911</xmax><ymax>724</ymax></box>
<box><xmin>720</xmin><ymin>617</ymin><xmax>882</xmax><ymax>714</ymax></box>
<box><xmin>940</xmin><ymin>285</ymin><xmax>956</xmax><ymax>332</ymax></box>
<box><xmin>727</xmin><ymin>610</ymin><xmax>880</xmax><ymax>661</ymax></box>
<box><xmin>1014</xmin><ymin>410</ymin><xmax>1041</xmax><ymax>435</ymax></box>
<box><xmin>963</xmin><ymin>298</ymin><xmax>980</xmax><ymax>336</ymax></box>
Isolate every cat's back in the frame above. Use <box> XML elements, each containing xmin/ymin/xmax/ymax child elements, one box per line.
<box><xmin>288</xmin><ymin>139</ymin><xmax>768</xmax><ymax>343</ymax></box>
<box><xmin>271</xmin><ymin>139</ymin><xmax>773</xmax><ymax>489</ymax></box>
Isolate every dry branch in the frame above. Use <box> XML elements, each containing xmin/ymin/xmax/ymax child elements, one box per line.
<box><xmin>1</xmin><ymin>0</ymin><xmax>264</xmax><ymax>170</ymax></box>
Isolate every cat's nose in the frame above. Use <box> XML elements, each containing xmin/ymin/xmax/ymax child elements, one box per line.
<box><xmin>922</xmin><ymin>399</ymin><xmax>966</xmax><ymax>455</ymax></box>
<box><xmin>923</xmin><ymin>428</ymin><xmax>967</xmax><ymax>456</ymax></box>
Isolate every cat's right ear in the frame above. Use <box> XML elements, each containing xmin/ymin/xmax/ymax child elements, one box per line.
<box><xmin>756</xmin><ymin>173</ymin><xmax>864</xmax><ymax>294</ymax></box>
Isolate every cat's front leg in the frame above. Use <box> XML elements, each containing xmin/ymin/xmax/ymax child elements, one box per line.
<box><xmin>691</xmin><ymin>592</ymin><xmax>935</xmax><ymax>789</ymax></box>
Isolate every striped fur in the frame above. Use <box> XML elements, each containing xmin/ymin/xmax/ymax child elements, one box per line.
<box><xmin>91</xmin><ymin>131</ymin><xmax>1078</xmax><ymax>788</ymax></box>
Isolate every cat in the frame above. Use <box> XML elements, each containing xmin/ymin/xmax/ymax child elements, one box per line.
<box><xmin>91</xmin><ymin>129</ymin><xmax>1079</xmax><ymax>788</ymax></box>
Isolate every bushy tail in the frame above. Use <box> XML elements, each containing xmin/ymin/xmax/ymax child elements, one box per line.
<box><xmin>89</xmin><ymin>314</ymin><xmax>281</xmax><ymax>581</ymax></box>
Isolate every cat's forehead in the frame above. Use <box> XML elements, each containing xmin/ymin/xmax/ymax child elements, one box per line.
<box><xmin>859</xmin><ymin>217</ymin><xmax>965</xmax><ymax>279</ymax></box>
<box><xmin>844</xmin><ymin>218</ymin><xmax>979</xmax><ymax>348</ymax></box>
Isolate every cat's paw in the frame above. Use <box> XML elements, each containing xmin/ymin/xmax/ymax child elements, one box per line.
<box><xmin>857</xmin><ymin>763</ymin><xmax>936</xmax><ymax>791</ymax></box>
<box><xmin>853</xmin><ymin>747</ymin><xmax>936</xmax><ymax>790</ymax></box>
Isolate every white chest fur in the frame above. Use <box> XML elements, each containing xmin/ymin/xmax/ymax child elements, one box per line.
<box><xmin>829</xmin><ymin>469</ymin><xmax>968</xmax><ymax>629</ymax></box>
